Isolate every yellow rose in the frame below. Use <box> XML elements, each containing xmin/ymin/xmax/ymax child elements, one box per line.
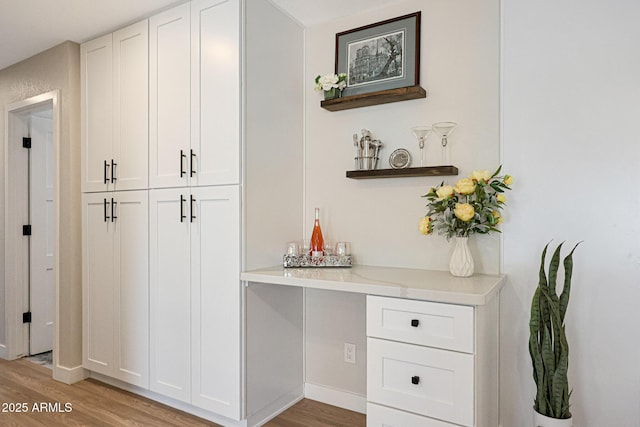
<box><xmin>455</xmin><ymin>178</ymin><xmax>476</xmax><ymax>195</ymax></box>
<box><xmin>504</xmin><ymin>174</ymin><xmax>513</xmax><ymax>186</ymax></box>
<box><xmin>492</xmin><ymin>210</ymin><xmax>503</xmax><ymax>224</ymax></box>
<box><xmin>471</xmin><ymin>169</ymin><xmax>492</xmax><ymax>182</ymax></box>
<box><xmin>497</xmin><ymin>194</ymin><xmax>506</xmax><ymax>203</ymax></box>
<box><xmin>454</xmin><ymin>203</ymin><xmax>475</xmax><ymax>222</ymax></box>
<box><xmin>418</xmin><ymin>217</ymin><xmax>432</xmax><ymax>235</ymax></box>
<box><xmin>436</xmin><ymin>185</ymin><xmax>455</xmax><ymax>199</ymax></box>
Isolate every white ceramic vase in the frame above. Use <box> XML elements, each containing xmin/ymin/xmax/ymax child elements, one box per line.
<box><xmin>449</xmin><ymin>236</ymin><xmax>474</xmax><ymax>277</ymax></box>
<box><xmin>534</xmin><ymin>411</ymin><xmax>573</xmax><ymax>427</ymax></box>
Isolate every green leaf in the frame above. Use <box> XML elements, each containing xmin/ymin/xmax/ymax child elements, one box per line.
<box><xmin>491</xmin><ymin>164</ymin><xmax>502</xmax><ymax>178</ymax></box>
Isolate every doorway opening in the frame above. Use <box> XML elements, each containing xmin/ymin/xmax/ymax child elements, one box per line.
<box><xmin>4</xmin><ymin>91</ymin><xmax>60</xmax><ymax>369</ymax></box>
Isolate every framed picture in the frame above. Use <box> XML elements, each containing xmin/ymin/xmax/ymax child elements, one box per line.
<box><xmin>335</xmin><ymin>12</ymin><xmax>421</xmax><ymax>97</ymax></box>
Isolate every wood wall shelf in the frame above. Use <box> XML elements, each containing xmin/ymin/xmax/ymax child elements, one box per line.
<box><xmin>346</xmin><ymin>166</ymin><xmax>458</xmax><ymax>179</ymax></box>
<box><xmin>321</xmin><ymin>85</ymin><xmax>427</xmax><ymax>111</ymax></box>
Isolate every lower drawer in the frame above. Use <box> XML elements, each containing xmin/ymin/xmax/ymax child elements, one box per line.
<box><xmin>366</xmin><ymin>403</ymin><xmax>457</xmax><ymax>427</ymax></box>
<box><xmin>367</xmin><ymin>338</ymin><xmax>474</xmax><ymax>427</ymax></box>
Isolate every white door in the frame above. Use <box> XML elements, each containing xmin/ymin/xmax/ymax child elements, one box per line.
<box><xmin>191</xmin><ymin>185</ymin><xmax>240</xmax><ymax>418</ymax></box>
<box><xmin>114</xmin><ymin>190</ymin><xmax>149</xmax><ymax>387</ymax></box>
<box><xmin>191</xmin><ymin>0</ymin><xmax>240</xmax><ymax>187</ymax></box>
<box><xmin>29</xmin><ymin>114</ymin><xmax>55</xmax><ymax>355</ymax></box>
<box><xmin>81</xmin><ymin>34</ymin><xmax>113</xmax><ymax>192</ymax></box>
<box><xmin>113</xmin><ymin>21</ymin><xmax>149</xmax><ymax>191</ymax></box>
<box><xmin>82</xmin><ymin>192</ymin><xmax>116</xmax><ymax>376</ymax></box>
<box><xmin>149</xmin><ymin>3</ymin><xmax>192</xmax><ymax>189</ymax></box>
<box><xmin>149</xmin><ymin>188</ymin><xmax>191</xmax><ymax>402</ymax></box>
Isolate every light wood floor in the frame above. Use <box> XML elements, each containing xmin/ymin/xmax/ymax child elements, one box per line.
<box><xmin>0</xmin><ymin>358</ymin><xmax>365</xmax><ymax>426</ymax></box>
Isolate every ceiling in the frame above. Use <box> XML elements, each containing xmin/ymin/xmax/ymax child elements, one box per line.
<box><xmin>0</xmin><ymin>0</ymin><xmax>407</xmax><ymax>71</ymax></box>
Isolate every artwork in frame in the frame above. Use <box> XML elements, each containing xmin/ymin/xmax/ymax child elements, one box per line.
<box><xmin>335</xmin><ymin>12</ymin><xmax>421</xmax><ymax>97</ymax></box>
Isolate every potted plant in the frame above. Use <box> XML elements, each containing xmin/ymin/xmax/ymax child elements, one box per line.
<box><xmin>420</xmin><ymin>166</ymin><xmax>513</xmax><ymax>276</ymax></box>
<box><xmin>529</xmin><ymin>242</ymin><xmax>580</xmax><ymax>427</ymax></box>
<box><xmin>314</xmin><ymin>73</ymin><xmax>347</xmax><ymax>100</ymax></box>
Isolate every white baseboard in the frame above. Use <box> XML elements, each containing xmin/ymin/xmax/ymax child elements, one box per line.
<box><xmin>53</xmin><ymin>364</ymin><xmax>88</xmax><ymax>384</ymax></box>
<box><xmin>304</xmin><ymin>382</ymin><xmax>367</xmax><ymax>414</ymax></box>
<box><xmin>90</xmin><ymin>372</ymin><xmax>248</xmax><ymax>427</ymax></box>
<box><xmin>247</xmin><ymin>385</ymin><xmax>303</xmax><ymax>427</ymax></box>
<box><xmin>0</xmin><ymin>344</ymin><xmax>7</xmax><ymax>360</ymax></box>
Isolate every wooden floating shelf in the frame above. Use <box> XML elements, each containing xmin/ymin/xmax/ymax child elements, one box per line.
<box><xmin>321</xmin><ymin>85</ymin><xmax>427</xmax><ymax>112</ymax></box>
<box><xmin>346</xmin><ymin>166</ymin><xmax>459</xmax><ymax>179</ymax></box>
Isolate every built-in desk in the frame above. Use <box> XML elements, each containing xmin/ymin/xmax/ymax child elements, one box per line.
<box><xmin>242</xmin><ymin>265</ymin><xmax>504</xmax><ymax>426</ymax></box>
<box><xmin>241</xmin><ymin>265</ymin><xmax>504</xmax><ymax>306</ymax></box>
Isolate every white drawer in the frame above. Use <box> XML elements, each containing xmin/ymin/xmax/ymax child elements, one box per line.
<box><xmin>367</xmin><ymin>338</ymin><xmax>474</xmax><ymax>427</ymax></box>
<box><xmin>367</xmin><ymin>295</ymin><xmax>474</xmax><ymax>353</ymax></box>
<box><xmin>366</xmin><ymin>403</ymin><xmax>458</xmax><ymax>427</ymax></box>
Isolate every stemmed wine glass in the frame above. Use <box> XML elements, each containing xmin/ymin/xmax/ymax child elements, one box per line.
<box><xmin>411</xmin><ymin>126</ymin><xmax>432</xmax><ymax>167</ymax></box>
<box><xmin>431</xmin><ymin>122</ymin><xmax>457</xmax><ymax>165</ymax></box>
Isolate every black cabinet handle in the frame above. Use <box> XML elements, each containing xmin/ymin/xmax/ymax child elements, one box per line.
<box><xmin>180</xmin><ymin>195</ymin><xmax>186</xmax><ymax>222</ymax></box>
<box><xmin>190</xmin><ymin>149</ymin><xmax>196</xmax><ymax>177</ymax></box>
<box><xmin>111</xmin><ymin>198</ymin><xmax>117</xmax><ymax>222</ymax></box>
<box><xmin>180</xmin><ymin>150</ymin><xmax>187</xmax><ymax>177</ymax></box>
<box><xmin>411</xmin><ymin>319</ymin><xmax>420</xmax><ymax>327</ymax></box>
<box><xmin>411</xmin><ymin>376</ymin><xmax>420</xmax><ymax>385</ymax></box>
<box><xmin>103</xmin><ymin>198</ymin><xmax>109</xmax><ymax>222</ymax></box>
<box><xmin>190</xmin><ymin>195</ymin><xmax>196</xmax><ymax>222</ymax></box>
<box><xmin>111</xmin><ymin>159</ymin><xmax>117</xmax><ymax>183</ymax></box>
<box><xmin>104</xmin><ymin>160</ymin><xmax>109</xmax><ymax>184</ymax></box>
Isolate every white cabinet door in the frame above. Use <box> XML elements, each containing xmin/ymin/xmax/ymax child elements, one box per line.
<box><xmin>190</xmin><ymin>186</ymin><xmax>240</xmax><ymax>418</ymax></box>
<box><xmin>191</xmin><ymin>0</ymin><xmax>240</xmax><ymax>187</ymax></box>
<box><xmin>149</xmin><ymin>188</ymin><xmax>192</xmax><ymax>402</ymax></box>
<box><xmin>82</xmin><ymin>193</ymin><xmax>115</xmax><ymax>376</ymax></box>
<box><xmin>150</xmin><ymin>3</ymin><xmax>192</xmax><ymax>189</ymax></box>
<box><xmin>114</xmin><ymin>190</ymin><xmax>149</xmax><ymax>387</ymax></box>
<box><xmin>81</xmin><ymin>35</ymin><xmax>113</xmax><ymax>193</ymax></box>
<box><xmin>113</xmin><ymin>21</ymin><xmax>149</xmax><ymax>191</ymax></box>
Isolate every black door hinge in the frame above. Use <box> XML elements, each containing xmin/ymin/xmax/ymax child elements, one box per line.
<box><xmin>23</xmin><ymin>225</ymin><xmax>32</xmax><ymax>236</ymax></box>
<box><xmin>22</xmin><ymin>137</ymin><xmax>32</xmax><ymax>149</ymax></box>
<box><xmin>23</xmin><ymin>312</ymin><xmax>32</xmax><ymax>324</ymax></box>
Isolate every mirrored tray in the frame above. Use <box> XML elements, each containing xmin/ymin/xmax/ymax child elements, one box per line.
<box><xmin>283</xmin><ymin>254</ymin><xmax>352</xmax><ymax>268</ymax></box>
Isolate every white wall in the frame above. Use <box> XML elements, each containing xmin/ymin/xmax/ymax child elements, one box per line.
<box><xmin>0</xmin><ymin>42</ymin><xmax>82</xmax><ymax>369</ymax></box>
<box><xmin>304</xmin><ymin>0</ymin><xmax>500</xmax><ymax>399</ymax></box>
<box><xmin>501</xmin><ymin>0</ymin><xmax>640</xmax><ymax>425</ymax></box>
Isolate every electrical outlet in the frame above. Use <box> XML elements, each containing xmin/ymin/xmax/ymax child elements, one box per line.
<box><xmin>344</xmin><ymin>343</ymin><xmax>356</xmax><ymax>364</ymax></box>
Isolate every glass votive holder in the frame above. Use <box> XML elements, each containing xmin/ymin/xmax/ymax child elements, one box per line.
<box><xmin>323</xmin><ymin>241</ymin><xmax>334</xmax><ymax>255</ymax></box>
<box><xmin>286</xmin><ymin>241</ymin><xmax>300</xmax><ymax>255</ymax></box>
<box><xmin>335</xmin><ymin>242</ymin><xmax>351</xmax><ymax>256</ymax></box>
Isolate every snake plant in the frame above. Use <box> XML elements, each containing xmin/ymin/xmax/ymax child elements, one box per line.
<box><xmin>529</xmin><ymin>242</ymin><xmax>580</xmax><ymax>419</ymax></box>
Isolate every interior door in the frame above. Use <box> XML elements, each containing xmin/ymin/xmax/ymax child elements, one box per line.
<box><xmin>29</xmin><ymin>114</ymin><xmax>55</xmax><ymax>355</ymax></box>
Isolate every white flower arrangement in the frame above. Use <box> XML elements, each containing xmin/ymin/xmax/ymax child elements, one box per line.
<box><xmin>314</xmin><ymin>73</ymin><xmax>347</xmax><ymax>92</ymax></box>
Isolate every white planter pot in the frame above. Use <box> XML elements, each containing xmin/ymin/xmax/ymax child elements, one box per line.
<box><xmin>449</xmin><ymin>237</ymin><xmax>474</xmax><ymax>277</ymax></box>
<box><xmin>534</xmin><ymin>410</ymin><xmax>573</xmax><ymax>427</ymax></box>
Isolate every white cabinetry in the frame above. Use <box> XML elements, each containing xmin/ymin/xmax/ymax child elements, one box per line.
<box><xmin>81</xmin><ymin>21</ymin><xmax>148</xmax><ymax>193</ymax></box>
<box><xmin>82</xmin><ymin>191</ymin><xmax>149</xmax><ymax>388</ymax></box>
<box><xmin>366</xmin><ymin>295</ymin><xmax>498</xmax><ymax>427</ymax></box>
<box><xmin>149</xmin><ymin>186</ymin><xmax>240</xmax><ymax>418</ymax></box>
<box><xmin>149</xmin><ymin>0</ymin><xmax>240</xmax><ymax>189</ymax></box>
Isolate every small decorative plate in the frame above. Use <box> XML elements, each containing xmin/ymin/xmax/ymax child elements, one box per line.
<box><xmin>389</xmin><ymin>149</ymin><xmax>411</xmax><ymax>169</ymax></box>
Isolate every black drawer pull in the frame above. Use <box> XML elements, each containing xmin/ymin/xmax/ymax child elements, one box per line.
<box><xmin>111</xmin><ymin>159</ymin><xmax>117</xmax><ymax>183</ymax></box>
<box><xmin>411</xmin><ymin>319</ymin><xmax>420</xmax><ymax>327</ymax></box>
<box><xmin>180</xmin><ymin>150</ymin><xmax>187</xmax><ymax>177</ymax></box>
<box><xmin>411</xmin><ymin>376</ymin><xmax>420</xmax><ymax>385</ymax></box>
<box><xmin>104</xmin><ymin>160</ymin><xmax>109</xmax><ymax>184</ymax></box>
<box><xmin>180</xmin><ymin>195</ymin><xmax>186</xmax><ymax>222</ymax></box>
<box><xmin>111</xmin><ymin>198</ymin><xmax>117</xmax><ymax>222</ymax></box>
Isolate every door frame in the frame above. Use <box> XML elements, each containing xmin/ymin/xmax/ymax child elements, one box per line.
<box><xmin>4</xmin><ymin>90</ymin><xmax>60</xmax><ymax>362</ymax></box>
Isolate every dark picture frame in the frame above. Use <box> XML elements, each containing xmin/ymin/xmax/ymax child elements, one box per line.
<box><xmin>335</xmin><ymin>12</ymin><xmax>421</xmax><ymax>97</ymax></box>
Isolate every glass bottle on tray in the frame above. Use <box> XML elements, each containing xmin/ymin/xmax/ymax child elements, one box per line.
<box><xmin>309</xmin><ymin>208</ymin><xmax>324</xmax><ymax>257</ymax></box>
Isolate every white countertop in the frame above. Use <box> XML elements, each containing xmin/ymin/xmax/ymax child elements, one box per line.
<box><xmin>241</xmin><ymin>265</ymin><xmax>505</xmax><ymax>306</ymax></box>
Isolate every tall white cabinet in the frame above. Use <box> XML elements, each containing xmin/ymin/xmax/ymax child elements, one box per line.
<box><xmin>82</xmin><ymin>0</ymin><xmax>303</xmax><ymax>424</ymax></box>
